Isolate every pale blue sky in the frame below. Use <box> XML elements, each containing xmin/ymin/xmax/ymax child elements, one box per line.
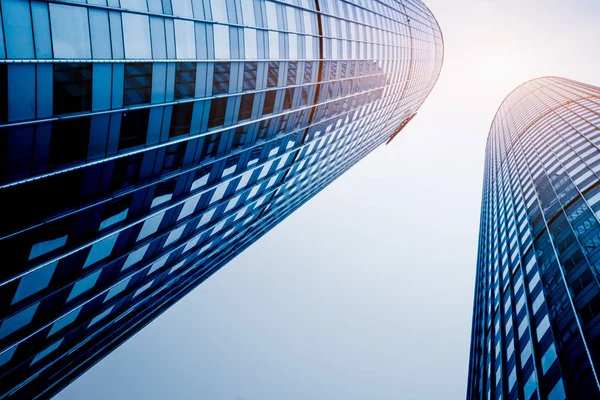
<box><xmin>56</xmin><ymin>1</ymin><xmax>600</xmax><ymax>399</ymax></box>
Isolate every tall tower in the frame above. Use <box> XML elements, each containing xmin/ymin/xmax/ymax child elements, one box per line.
<box><xmin>0</xmin><ymin>0</ymin><xmax>442</xmax><ymax>397</ymax></box>
<box><xmin>468</xmin><ymin>77</ymin><xmax>600</xmax><ymax>400</ymax></box>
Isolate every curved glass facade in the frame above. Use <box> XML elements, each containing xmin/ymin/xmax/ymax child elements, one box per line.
<box><xmin>0</xmin><ymin>0</ymin><xmax>442</xmax><ymax>397</ymax></box>
<box><xmin>468</xmin><ymin>77</ymin><xmax>600</xmax><ymax>400</ymax></box>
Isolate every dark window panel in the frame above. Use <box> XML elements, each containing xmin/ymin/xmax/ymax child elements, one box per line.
<box><xmin>208</xmin><ymin>97</ymin><xmax>227</xmax><ymax>128</ymax></box>
<box><xmin>0</xmin><ymin>65</ymin><xmax>7</xmax><ymax>123</ymax></box>
<box><xmin>161</xmin><ymin>142</ymin><xmax>187</xmax><ymax>175</ymax></box>
<box><xmin>119</xmin><ymin>108</ymin><xmax>150</xmax><ymax>150</ymax></box>
<box><xmin>212</xmin><ymin>62</ymin><xmax>230</xmax><ymax>95</ymax></box>
<box><xmin>123</xmin><ymin>63</ymin><xmax>153</xmax><ymax>106</ymax></box>
<box><xmin>283</xmin><ymin>88</ymin><xmax>294</xmax><ymax>110</ymax></box>
<box><xmin>170</xmin><ymin>103</ymin><xmax>194</xmax><ymax>138</ymax></box>
<box><xmin>49</xmin><ymin>117</ymin><xmax>91</xmax><ymax>167</ymax></box>
<box><xmin>174</xmin><ymin>62</ymin><xmax>197</xmax><ymax>100</ymax></box>
<box><xmin>238</xmin><ymin>94</ymin><xmax>254</xmax><ymax>121</ymax></box>
<box><xmin>110</xmin><ymin>154</ymin><xmax>143</xmax><ymax>192</ymax></box>
<box><xmin>53</xmin><ymin>64</ymin><xmax>93</xmax><ymax>115</ymax></box>
<box><xmin>263</xmin><ymin>91</ymin><xmax>276</xmax><ymax>115</ymax></box>
<box><xmin>201</xmin><ymin>132</ymin><xmax>222</xmax><ymax>159</ymax></box>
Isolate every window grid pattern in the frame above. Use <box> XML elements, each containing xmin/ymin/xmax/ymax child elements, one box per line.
<box><xmin>468</xmin><ymin>77</ymin><xmax>600</xmax><ymax>400</ymax></box>
<box><xmin>0</xmin><ymin>0</ymin><xmax>443</xmax><ymax>397</ymax></box>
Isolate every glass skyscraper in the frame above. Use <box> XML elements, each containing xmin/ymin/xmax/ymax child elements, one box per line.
<box><xmin>0</xmin><ymin>0</ymin><xmax>442</xmax><ymax>397</ymax></box>
<box><xmin>468</xmin><ymin>77</ymin><xmax>600</xmax><ymax>400</ymax></box>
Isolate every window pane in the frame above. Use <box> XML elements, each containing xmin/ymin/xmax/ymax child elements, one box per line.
<box><xmin>238</xmin><ymin>94</ymin><xmax>254</xmax><ymax>121</ymax></box>
<box><xmin>212</xmin><ymin>62</ymin><xmax>231</xmax><ymax>95</ymax></box>
<box><xmin>0</xmin><ymin>303</ymin><xmax>39</xmax><ymax>340</ymax></box>
<box><xmin>123</xmin><ymin>63</ymin><xmax>153</xmax><ymax>106</ymax></box>
<box><xmin>208</xmin><ymin>97</ymin><xmax>227</xmax><ymax>128</ymax></box>
<box><xmin>120</xmin><ymin>108</ymin><xmax>150</xmax><ymax>150</ymax></box>
<box><xmin>50</xmin><ymin>117</ymin><xmax>91</xmax><ymax>167</ymax></box>
<box><xmin>67</xmin><ymin>270</ymin><xmax>101</xmax><ymax>302</ymax></box>
<box><xmin>174</xmin><ymin>62</ymin><xmax>197</xmax><ymax>100</ymax></box>
<box><xmin>170</xmin><ymin>103</ymin><xmax>194</xmax><ymax>138</ymax></box>
<box><xmin>12</xmin><ymin>261</ymin><xmax>57</xmax><ymax>305</ymax></box>
<box><xmin>53</xmin><ymin>64</ymin><xmax>92</xmax><ymax>115</ymax></box>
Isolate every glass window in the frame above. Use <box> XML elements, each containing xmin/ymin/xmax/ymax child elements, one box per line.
<box><xmin>148</xmin><ymin>255</ymin><xmax>168</xmax><ymax>275</ymax></box>
<box><xmin>123</xmin><ymin>63</ymin><xmax>153</xmax><ymax>106</ymax></box>
<box><xmin>191</xmin><ymin>170</ymin><xmax>210</xmax><ymax>191</ymax></box>
<box><xmin>536</xmin><ymin>314</ymin><xmax>550</xmax><ymax>339</ymax></box>
<box><xmin>88</xmin><ymin>305</ymin><xmax>114</xmax><ymax>328</ymax></box>
<box><xmin>0</xmin><ymin>65</ymin><xmax>6</xmax><ymax>123</ymax></box>
<box><xmin>548</xmin><ymin>379</ymin><xmax>566</xmax><ymax>400</ymax></box>
<box><xmin>170</xmin><ymin>103</ymin><xmax>194</xmax><ymax>138</ymax></box>
<box><xmin>29</xmin><ymin>236</ymin><xmax>67</xmax><ymax>261</ymax></box>
<box><xmin>263</xmin><ymin>91</ymin><xmax>276</xmax><ymax>115</ymax></box>
<box><xmin>104</xmin><ymin>277</ymin><xmax>132</xmax><ymax>303</ymax></box>
<box><xmin>210</xmin><ymin>182</ymin><xmax>228</xmax><ymax>204</ymax></box>
<box><xmin>178</xmin><ymin>196</ymin><xmax>201</xmax><ymax>221</ymax></box>
<box><xmin>197</xmin><ymin>208</ymin><xmax>216</xmax><ymax>228</ymax></box>
<box><xmin>267</xmin><ymin>62</ymin><xmax>279</xmax><ymax>88</ymax></box>
<box><xmin>169</xmin><ymin>261</ymin><xmax>185</xmax><ymax>274</ymax></box>
<box><xmin>12</xmin><ymin>261</ymin><xmax>57</xmax><ymax>305</ymax></box>
<box><xmin>208</xmin><ymin>97</ymin><xmax>227</xmax><ymax>128</ymax></box>
<box><xmin>84</xmin><ymin>234</ymin><xmax>118</xmax><ymax>268</ymax></box>
<box><xmin>50</xmin><ymin>117</ymin><xmax>91</xmax><ymax>167</ymax></box>
<box><xmin>53</xmin><ymin>64</ymin><xmax>92</xmax><ymax>115</ymax></box>
<box><xmin>164</xmin><ymin>226</ymin><xmax>185</xmax><ymax>247</ymax></box>
<box><xmin>120</xmin><ymin>108</ymin><xmax>150</xmax><ymax>150</ymax></box>
<box><xmin>183</xmin><ymin>235</ymin><xmax>200</xmax><ymax>253</ymax></box>
<box><xmin>542</xmin><ymin>344</ymin><xmax>558</xmax><ymax>374</ymax></box>
<box><xmin>99</xmin><ymin>209</ymin><xmax>128</xmax><ymax>231</ymax></box>
<box><xmin>122</xmin><ymin>244</ymin><xmax>150</xmax><ymax>271</ymax></box>
<box><xmin>239</xmin><ymin>94</ymin><xmax>254</xmax><ymax>121</ymax></box>
<box><xmin>213</xmin><ymin>63</ymin><xmax>231</xmax><ymax>95</ymax></box>
<box><xmin>67</xmin><ymin>270</ymin><xmax>101</xmax><ymax>302</ymax></box>
<box><xmin>48</xmin><ymin>307</ymin><xmax>81</xmax><ymax>336</ymax></box>
<box><xmin>174</xmin><ymin>62</ymin><xmax>197</xmax><ymax>100</ymax></box>
<box><xmin>133</xmin><ymin>280</ymin><xmax>154</xmax><ymax>298</ymax></box>
<box><xmin>49</xmin><ymin>4</ymin><xmax>91</xmax><ymax>59</ymax></box>
<box><xmin>0</xmin><ymin>346</ymin><xmax>17</xmax><ymax>368</ymax></box>
<box><xmin>243</xmin><ymin>62</ymin><xmax>258</xmax><ymax>91</ymax></box>
<box><xmin>137</xmin><ymin>212</ymin><xmax>164</xmax><ymax>241</ymax></box>
<box><xmin>122</xmin><ymin>13</ymin><xmax>152</xmax><ymax>59</ymax></box>
<box><xmin>0</xmin><ymin>303</ymin><xmax>39</xmax><ymax>340</ymax></box>
<box><xmin>30</xmin><ymin>338</ymin><xmax>63</xmax><ymax>365</ymax></box>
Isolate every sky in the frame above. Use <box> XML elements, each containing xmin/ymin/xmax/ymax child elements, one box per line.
<box><xmin>56</xmin><ymin>1</ymin><xmax>600</xmax><ymax>399</ymax></box>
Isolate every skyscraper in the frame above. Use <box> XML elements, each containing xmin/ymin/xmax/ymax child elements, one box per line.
<box><xmin>468</xmin><ymin>77</ymin><xmax>600</xmax><ymax>400</ymax></box>
<box><xmin>0</xmin><ymin>0</ymin><xmax>442</xmax><ymax>397</ymax></box>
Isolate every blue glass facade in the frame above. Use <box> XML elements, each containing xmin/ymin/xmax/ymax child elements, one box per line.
<box><xmin>0</xmin><ymin>0</ymin><xmax>442</xmax><ymax>397</ymax></box>
<box><xmin>468</xmin><ymin>78</ymin><xmax>600</xmax><ymax>400</ymax></box>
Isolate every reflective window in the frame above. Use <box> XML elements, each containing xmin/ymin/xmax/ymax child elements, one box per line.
<box><xmin>12</xmin><ymin>261</ymin><xmax>57</xmax><ymax>305</ymax></box>
<box><xmin>48</xmin><ymin>307</ymin><xmax>81</xmax><ymax>336</ymax></box>
<box><xmin>53</xmin><ymin>64</ymin><xmax>92</xmax><ymax>115</ymax></box>
<box><xmin>121</xmin><ymin>244</ymin><xmax>150</xmax><ymax>271</ymax></box>
<box><xmin>29</xmin><ymin>236</ymin><xmax>67</xmax><ymax>261</ymax></box>
<box><xmin>122</xmin><ymin>13</ymin><xmax>152</xmax><ymax>59</ymax></box>
<box><xmin>120</xmin><ymin>108</ymin><xmax>150</xmax><ymax>150</ymax></box>
<box><xmin>84</xmin><ymin>234</ymin><xmax>118</xmax><ymax>268</ymax></box>
<box><xmin>30</xmin><ymin>338</ymin><xmax>63</xmax><ymax>365</ymax></box>
<box><xmin>137</xmin><ymin>212</ymin><xmax>165</xmax><ymax>241</ymax></box>
<box><xmin>123</xmin><ymin>63</ymin><xmax>153</xmax><ymax>106</ymax></box>
<box><xmin>67</xmin><ymin>270</ymin><xmax>101</xmax><ymax>302</ymax></box>
<box><xmin>104</xmin><ymin>277</ymin><xmax>132</xmax><ymax>303</ymax></box>
<box><xmin>174</xmin><ymin>62</ymin><xmax>197</xmax><ymax>100</ymax></box>
<box><xmin>88</xmin><ymin>305</ymin><xmax>114</xmax><ymax>328</ymax></box>
<box><xmin>0</xmin><ymin>303</ymin><xmax>39</xmax><ymax>340</ymax></box>
<box><xmin>213</xmin><ymin>63</ymin><xmax>231</xmax><ymax>95</ymax></box>
<box><xmin>50</xmin><ymin>117</ymin><xmax>91</xmax><ymax>167</ymax></box>
<box><xmin>170</xmin><ymin>103</ymin><xmax>194</xmax><ymax>138</ymax></box>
